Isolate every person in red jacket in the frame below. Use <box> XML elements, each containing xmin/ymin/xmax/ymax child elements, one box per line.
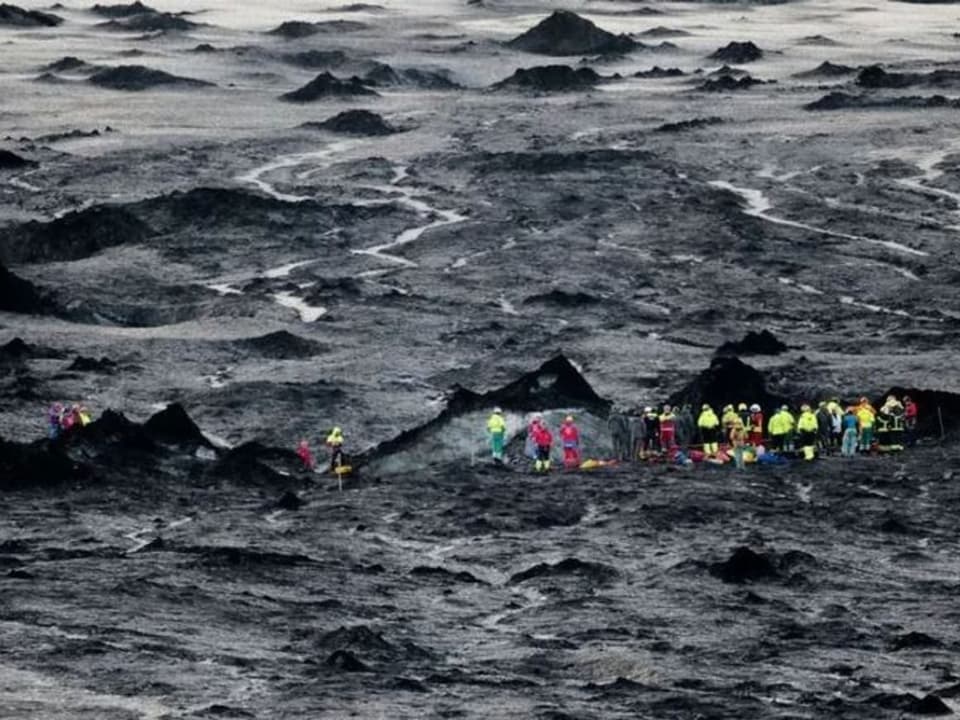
<box><xmin>748</xmin><ymin>404</ymin><xmax>764</xmax><ymax>446</ymax></box>
<box><xmin>904</xmin><ymin>395</ymin><xmax>918</xmax><ymax>447</ymax></box>
<box><xmin>559</xmin><ymin>415</ymin><xmax>580</xmax><ymax>469</ymax></box>
<box><xmin>296</xmin><ymin>439</ymin><xmax>315</xmax><ymax>471</ymax></box>
<box><xmin>532</xmin><ymin>419</ymin><xmax>553</xmax><ymax>473</ymax></box>
<box><xmin>658</xmin><ymin>404</ymin><xmax>677</xmax><ymax>452</ymax></box>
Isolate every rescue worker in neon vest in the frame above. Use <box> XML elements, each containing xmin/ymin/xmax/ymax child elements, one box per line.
<box><xmin>768</xmin><ymin>406</ymin><xmax>791</xmax><ymax>452</ymax></box>
<box><xmin>697</xmin><ymin>404</ymin><xmax>720</xmax><ymax>455</ymax></box>
<box><xmin>559</xmin><ymin>415</ymin><xmax>580</xmax><ymax>469</ymax></box>
<box><xmin>721</xmin><ymin>404</ymin><xmax>739</xmax><ymax>443</ymax></box>
<box><xmin>730</xmin><ymin>418</ymin><xmax>748</xmax><ymax>470</ymax></box>
<box><xmin>796</xmin><ymin>404</ymin><xmax>819</xmax><ymax>461</ymax></box>
<box><xmin>658</xmin><ymin>404</ymin><xmax>677</xmax><ymax>452</ymax></box>
<box><xmin>487</xmin><ymin>407</ymin><xmax>507</xmax><ymax>463</ymax></box>
<box><xmin>326</xmin><ymin>426</ymin><xmax>344</xmax><ymax>472</ymax></box>
<box><xmin>855</xmin><ymin>397</ymin><xmax>876</xmax><ymax>452</ymax></box>
<box><xmin>748</xmin><ymin>404</ymin><xmax>764</xmax><ymax>447</ymax></box>
<box><xmin>531</xmin><ymin>418</ymin><xmax>553</xmax><ymax>473</ymax></box>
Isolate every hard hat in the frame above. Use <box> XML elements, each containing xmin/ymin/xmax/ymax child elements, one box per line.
<box><xmin>644</xmin><ymin>406</ymin><xmax>653</xmax><ymax>413</ymax></box>
<box><xmin>493</xmin><ymin>407</ymin><xmax>502</xmax><ymax>414</ymax></box>
<box><xmin>333</xmin><ymin>426</ymin><xmax>342</xmax><ymax>434</ymax></box>
<box><xmin>565</xmin><ymin>415</ymin><xmax>573</xmax><ymax>422</ymax></box>
<box><xmin>702</xmin><ymin>403</ymin><xmax>710</xmax><ymax>410</ymax></box>
<box><xmin>750</xmin><ymin>404</ymin><xmax>760</xmax><ymax>412</ymax></box>
<box><xmin>662</xmin><ymin>404</ymin><xmax>671</xmax><ymax>411</ymax></box>
<box><xmin>781</xmin><ymin>405</ymin><xmax>789</xmax><ymax>411</ymax></box>
<box><xmin>724</xmin><ymin>404</ymin><xmax>733</xmax><ymax>412</ymax></box>
<box><xmin>859</xmin><ymin>396</ymin><xmax>868</xmax><ymax>404</ymax></box>
<box><xmin>801</xmin><ymin>404</ymin><xmax>810</xmax><ymax>411</ymax></box>
<box><xmin>738</xmin><ymin>403</ymin><xmax>747</xmax><ymax>411</ymax></box>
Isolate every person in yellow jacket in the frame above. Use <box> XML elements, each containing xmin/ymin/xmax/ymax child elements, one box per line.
<box><xmin>855</xmin><ymin>397</ymin><xmax>876</xmax><ymax>452</ymax></box>
<box><xmin>768</xmin><ymin>405</ymin><xmax>793</xmax><ymax>452</ymax></box>
<box><xmin>487</xmin><ymin>407</ymin><xmax>507</xmax><ymax>463</ymax></box>
<box><xmin>721</xmin><ymin>404</ymin><xmax>739</xmax><ymax>442</ymax></box>
<box><xmin>697</xmin><ymin>404</ymin><xmax>721</xmax><ymax>455</ymax></box>
<box><xmin>796</xmin><ymin>404</ymin><xmax>819</xmax><ymax>461</ymax></box>
<box><xmin>325</xmin><ymin>426</ymin><xmax>344</xmax><ymax>472</ymax></box>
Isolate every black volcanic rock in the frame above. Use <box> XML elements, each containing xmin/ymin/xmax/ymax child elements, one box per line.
<box><xmin>302</xmin><ymin>109</ymin><xmax>397</xmax><ymax>136</ymax></box>
<box><xmin>233</xmin><ymin>330</ymin><xmax>327</xmax><ymax>359</ymax></box>
<box><xmin>697</xmin><ymin>74</ymin><xmax>769</xmax><ymax>92</ymax></box>
<box><xmin>41</xmin><ymin>56</ymin><xmax>99</xmax><ymax>74</ymax></box>
<box><xmin>715</xmin><ymin>330</ymin><xmax>788</xmax><ymax>356</ymax></box>
<box><xmin>634</xmin><ymin>66</ymin><xmax>685</xmax><ymax>78</ymax></box>
<box><xmin>0</xmin><ymin>263</ymin><xmax>55</xmax><ymax>315</ymax></box>
<box><xmin>362</xmin><ymin>63</ymin><xmax>460</xmax><ymax>89</ymax></box>
<box><xmin>267</xmin><ymin>19</ymin><xmax>367</xmax><ymax>39</ymax></box>
<box><xmin>655</xmin><ymin>116</ymin><xmax>723</xmax><ymax>132</ymax></box>
<box><xmin>493</xmin><ymin>65</ymin><xmax>602</xmax><ymax>92</ymax></box>
<box><xmin>857</xmin><ymin>65</ymin><xmax>960</xmax><ymax>89</ymax></box>
<box><xmin>668</xmin><ymin>356</ymin><xmax>788</xmax><ymax>414</ymax></box>
<box><xmin>708</xmin><ymin>41</ymin><xmax>763</xmax><ymax>63</ymax></box>
<box><xmin>0</xmin><ymin>205</ymin><xmax>153</xmax><ymax>265</ymax></box>
<box><xmin>639</xmin><ymin>26</ymin><xmax>691</xmax><ymax>38</ymax></box>
<box><xmin>66</xmin><ymin>356</ymin><xmax>117</xmax><ymax>373</ymax></box>
<box><xmin>710</xmin><ymin>547</ymin><xmax>780</xmax><ymax>583</ymax></box>
<box><xmin>509</xmin><ymin>557</ymin><xmax>619</xmax><ymax>586</ymax></box>
<box><xmin>794</xmin><ymin>61</ymin><xmax>857</xmax><ymax>78</ymax></box>
<box><xmin>0</xmin><ymin>437</ymin><xmax>88</xmax><ymax>490</ymax></box>
<box><xmin>90</xmin><ymin>1</ymin><xmax>157</xmax><ymax>16</ymax></box>
<box><xmin>505</xmin><ymin>10</ymin><xmax>637</xmax><ymax>56</ymax></box>
<box><xmin>805</xmin><ymin>91</ymin><xmax>959</xmax><ymax>110</ymax></box>
<box><xmin>143</xmin><ymin>403</ymin><xmax>212</xmax><ymax>448</ymax></box>
<box><xmin>0</xmin><ymin>3</ymin><xmax>63</xmax><ymax>27</ymax></box>
<box><xmin>281</xmin><ymin>49</ymin><xmax>349</xmax><ymax>69</ymax></box>
<box><xmin>100</xmin><ymin>12</ymin><xmax>197</xmax><ymax>32</ymax></box>
<box><xmin>797</xmin><ymin>34</ymin><xmax>839</xmax><ymax>45</ymax></box>
<box><xmin>89</xmin><ymin>65</ymin><xmax>213</xmax><ymax>91</ymax></box>
<box><xmin>0</xmin><ymin>150</ymin><xmax>36</xmax><ymax>169</ymax></box>
<box><xmin>280</xmin><ymin>72</ymin><xmax>376</xmax><ymax>102</ymax></box>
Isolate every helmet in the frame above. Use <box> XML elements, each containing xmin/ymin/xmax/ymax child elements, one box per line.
<box><xmin>702</xmin><ymin>403</ymin><xmax>710</xmax><ymax>410</ymax></box>
<box><xmin>738</xmin><ymin>403</ymin><xmax>747</xmax><ymax>411</ymax></box>
<box><xmin>332</xmin><ymin>426</ymin><xmax>342</xmax><ymax>434</ymax></box>
<box><xmin>781</xmin><ymin>405</ymin><xmax>789</xmax><ymax>411</ymax></box>
<box><xmin>903</xmin><ymin>395</ymin><xmax>912</xmax><ymax>402</ymax></box>
<box><xmin>644</xmin><ymin>406</ymin><xmax>653</xmax><ymax>413</ymax></box>
<box><xmin>493</xmin><ymin>407</ymin><xmax>502</xmax><ymax>414</ymax></box>
<box><xmin>859</xmin><ymin>396</ymin><xmax>868</xmax><ymax>404</ymax></box>
<box><xmin>565</xmin><ymin>415</ymin><xmax>573</xmax><ymax>423</ymax></box>
<box><xmin>723</xmin><ymin>404</ymin><xmax>733</xmax><ymax>412</ymax></box>
<box><xmin>801</xmin><ymin>404</ymin><xmax>810</xmax><ymax>411</ymax></box>
<box><xmin>818</xmin><ymin>401</ymin><xmax>826</xmax><ymax>408</ymax></box>
<box><xmin>750</xmin><ymin>404</ymin><xmax>760</xmax><ymax>412</ymax></box>
<box><xmin>662</xmin><ymin>404</ymin><xmax>672</xmax><ymax>412</ymax></box>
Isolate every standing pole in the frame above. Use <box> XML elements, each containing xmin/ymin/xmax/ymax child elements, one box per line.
<box><xmin>938</xmin><ymin>406</ymin><xmax>946</xmax><ymax>442</ymax></box>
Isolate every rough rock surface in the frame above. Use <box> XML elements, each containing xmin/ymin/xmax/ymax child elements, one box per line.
<box><xmin>505</xmin><ymin>10</ymin><xmax>637</xmax><ymax>56</ymax></box>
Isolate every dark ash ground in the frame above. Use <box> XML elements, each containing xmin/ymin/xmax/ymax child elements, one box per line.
<box><xmin>2</xmin><ymin>0</ymin><xmax>960</xmax><ymax>717</ymax></box>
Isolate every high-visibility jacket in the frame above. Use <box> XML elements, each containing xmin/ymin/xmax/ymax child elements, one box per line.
<box><xmin>856</xmin><ymin>406</ymin><xmax>875</xmax><ymax>429</ymax></box>
<box><xmin>797</xmin><ymin>411</ymin><xmax>818</xmax><ymax>433</ymax></box>
<box><xmin>697</xmin><ymin>409</ymin><xmax>719</xmax><ymax>429</ymax></box>
<box><xmin>326</xmin><ymin>428</ymin><xmax>343</xmax><ymax>447</ymax></box>
<box><xmin>769</xmin><ymin>411</ymin><xmax>794</xmax><ymax>435</ymax></box>
<box><xmin>487</xmin><ymin>412</ymin><xmax>506</xmax><ymax>434</ymax></box>
<box><xmin>721</xmin><ymin>409</ymin><xmax>739</xmax><ymax>429</ymax></box>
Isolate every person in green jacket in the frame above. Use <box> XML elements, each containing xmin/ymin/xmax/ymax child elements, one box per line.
<box><xmin>796</xmin><ymin>404</ymin><xmax>819</xmax><ymax>461</ymax></box>
<box><xmin>487</xmin><ymin>407</ymin><xmax>507</xmax><ymax>463</ymax></box>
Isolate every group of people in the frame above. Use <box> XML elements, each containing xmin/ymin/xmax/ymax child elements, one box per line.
<box><xmin>296</xmin><ymin>426</ymin><xmax>346</xmax><ymax>473</ymax></box>
<box><xmin>486</xmin><ymin>395</ymin><xmax>920</xmax><ymax>472</ymax></box>
<box><xmin>47</xmin><ymin>402</ymin><xmax>91</xmax><ymax>440</ymax></box>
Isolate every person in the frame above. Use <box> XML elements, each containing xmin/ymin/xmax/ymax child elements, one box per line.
<box><xmin>721</xmin><ymin>404</ymin><xmax>739</xmax><ymax>443</ymax></box>
<box><xmin>768</xmin><ymin>406</ymin><xmax>790</xmax><ymax>452</ymax></box>
<box><xmin>904</xmin><ymin>395</ymin><xmax>918</xmax><ymax>447</ymax></box>
<box><xmin>737</xmin><ymin>402</ymin><xmax>751</xmax><ymax>430</ymax></box>
<box><xmin>628</xmin><ymin>412</ymin><xmax>645</xmax><ymax>461</ymax></box>
<box><xmin>879</xmin><ymin>395</ymin><xmax>904</xmax><ymax>449</ymax></box>
<box><xmin>855</xmin><ymin>397</ymin><xmax>876</xmax><ymax>452</ymax></box>
<box><xmin>841</xmin><ymin>407</ymin><xmax>859</xmax><ymax>457</ymax></box>
<box><xmin>748</xmin><ymin>404</ymin><xmax>764</xmax><ymax>447</ymax></box>
<box><xmin>816</xmin><ymin>402</ymin><xmax>832</xmax><ymax>452</ymax></box>
<box><xmin>47</xmin><ymin>403</ymin><xmax>64</xmax><ymax>440</ymax></box>
<box><xmin>659</xmin><ymin>404</ymin><xmax>676</xmax><ymax>453</ymax></box>
<box><xmin>325</xmin><ymin>426</ymin><xmax>344</xmax><ymax>472</ymax></box>
<box><xmin>697</xmin><ymin>403</ymin><xmax>720</xmax><ymax>456</ymax></box>
<box><xmin>641</xmin><ymin>407</ymin><xmax>660</xmax><ymax>458</ymax></box>
<box><xmin>730</xmin><ymin>418</ymin><xmax>748</xmax><ymax>470</ymax></box>
<box><xmin>296</xmin><ymin>439</ymin><xmax>315</xmax><ymax>471</ymax></box>
<box><xmin>796</xmin><ymin>404</ymin><xmax>819</xmax><ymax>461</ymax></box>
<box><xmin>829</xmin><ymin>402</ymin><xmax>843</xmax><ymax>449</ymax></box>
<box><xmin>487</xmin><ymin>407</ymin><xmax>507</xmax><ymax>463</ymax></box>
<box><xmin>532</xmin><ymin>419</ymin><xmax>553</xmax><ymax>473</ymax></box>
<box><xmin>77</xmin><ymin>405</ymin><xmax>91</xmax><ymax>426</ymax></box>
<box><xmin>60</xmin><ymin>406</ymin><xmax>75</xmax><ymax>432</ymax></box>
<box><xmin>607</xmin><ymin>409</ymin><xmax>630</xmax><ymax>461</ymax></box>
<box><xmin>559</xmin><ymin>415</ymin><xmax>580</xmax><ymax>469</ymax></box>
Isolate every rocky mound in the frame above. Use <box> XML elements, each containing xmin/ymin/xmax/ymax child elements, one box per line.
<box><xmin>41</xmin><ymin>57</ymin><xmax>100</xmax><ymax>75</ymax></box>
<box><xmin>99</xmin><ymin>12</ymin><xmax>198</xmax><ymax>32</ymax></box>
<box><xmin>65</xmin><ymin>356</ymin><xmax>117</xmax><ymax>373</ymax></box>
<box><xmin>708</xmin><ymin>41</ymin><xmax>763</xmax><ymax>63</ymax></box>
<box><xmin>90</xmin><ymin>1</ymin><xmax>157</xmax><ymax>16</ymax></box>
<box><xmin>655</xmin><ymin>116</ymin><xmax>723</xmax><ymax>132</ymax></box>
<box><xmin>697</xmin><ymin>74</ymin><xmax>770</xmax><ymax>92</ymax></box>
<box><xmin>280</xmin><ymin>72</ymin><xmax>376</xmax><ymax>102</ymax></box>
<box><xmin>0</xmin><ymin>205</ymin><xmax>154</xmax><ymax>265</ymax></box>
<box><xmin>634</xmin><ymin>66</ymin><xmax>684</xmax><ymax>78</ymax></box>
<box><xmin>805</xmin><ymin>92</ymin><xmax>960</xmax><ymax>111</ymax></box>
<box><xmin>302</xmin><ymin>109</ymin><xmax>397</xmax><ymax>136</ymax></box>
<box><xmin>0</xmin><ymin>262</ymin><xmax>55</xmax><ymax>315</ymax></box>
<box><xmin>206</xmin><ymin>441</ymin><xmax>297</xmax><ymax>485</ymax></box>
<box><xmin>857</xmin><ymin>65</ymin><xmax>960</xmax><ymax>89</ymax></box>
<box><xmin>0</xmin><ymin>3</ymin><xmax>62</xmax><ymax>27</ymax></box>
<box><xmin>508</xmin><ymin>557</ymin><xmax>619</xmax><ymax>586</ymax></box>
<box><xmin>493</xmin><ymin>65</ymin><xmax>602</xmax><ymax>92</ymax></box>
<box><xmin>267</xmin><ymin>19</ymin><xmax>367</xmax><ymax>39</ymax></box>
<box><xmin>797</xmin><ymin>34</ymin><xmax>839</xmax><ymax>46</ymax></box>
<box><xmin>793</xmin><ymin>61</ymin><xmax>857</xmax><ymax>78</ymax></box>
<box><xmin>715</xmin><ymin>330</ymin><xmax>788</xmax><ymax>357</ymax></box>
<box><xmin>281</xmin><ymin>50</ymin><xmax>349</xmax><ymax>69</ymax></box>
<box><xmin>709</xmin><ymin>546</ymin><xmax>815</xmax><ymax>584</ymax></box>
<box><xmin>668</xmin><ymin>356</ymin><xmax>788</xmax><ymax>413</ymax></box>
<box><xmin>361</xmin><ymin>63</ymin><xmax>460</xmax><ymax>89</ymax></box>
<box><xmin>143</xmin><ymin>403</ymin><xmax>213</xmax><ymax>449</ymax></box>
<box><xmin>233</xmin><ymin>330</ymin><xmax>327</xmax><ymax>359</ymax></box>
<box><xmin>0</xmin><ymin>150</ymin><xmax>36</xmax><ymax>169</ymax></box>
<box><xmin>0</xmin><ymin>437</ymin><xmax>88</xmax><ymax>491</ymax></box>
<box><xmin>33</xmin><ymin>127</ymin><xmax>112</xmax><ymax>144</ymax></box>
<box><xmin>505</xmin><ymin>10</ymin><xmax>637</xmax><ymax>56</ymax></box>
<box><xmin>522</xmin><ymin>289</ymin><xmax>601</xmax><ymax>306</ymax></box>
<box><xmin>89</xmin><ymin>66</ymin><xmax>213</xmax><ymax>91</ymax></box>
<box><xmin>639</xmin><ymin>26</ymin><xmax>691</xmax><ymax>38</ymax></box>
